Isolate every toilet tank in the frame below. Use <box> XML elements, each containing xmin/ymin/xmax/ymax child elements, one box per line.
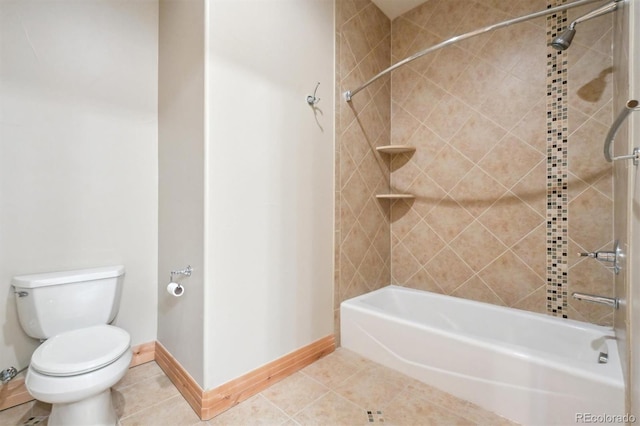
<box><xmin>12</xmin><ymin>265</ymin><xmax>125</xmax><ymax>339</ymax></box>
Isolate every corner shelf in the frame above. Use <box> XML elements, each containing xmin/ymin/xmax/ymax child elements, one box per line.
<box><xmin>375</xmin><ymin>194</ymin><xmax>415</xmax><ymax>200</ymax></box>
<box><xmin>375</xmin><ymin>146</ymin><xmax>416</xmax><ymax>199</ymax></box>
<box><xmin>376</xmin><ymin>145</ymin><xmax>416</xmax><ymax>154</ymax></box>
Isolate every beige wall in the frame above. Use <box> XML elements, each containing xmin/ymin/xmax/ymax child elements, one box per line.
<box><xmin>387</xmin><ymin>0</ymin><xmax>614</xmax><ymax>325</ymax></box>
<box><xmin>158</xmin><ymin>0</ymin><xmax>206</xmax><ymax>386</ymax></box>
<box><xmin>158</xmin><ymin>0</ymin><xmax>335</xmax><ymax>390</ymax></box>
<box><xmin>620</xmin><ymin>0</ymin><xmax>640</xmax><ymax>415</ymax></box>
<box><xmin>204</xmin><ymin>0</ymin><xmax>335</xmax><ymax>389</ymax></box>
<box><xmin>0</xmin><ymin>1</ymin><xmax>158</xmax><ymax>370</ymax></box>
<box><xmin>335</xmin><ymin>0</ymin><xmax>392</xmax><ymax>340</ymax></box>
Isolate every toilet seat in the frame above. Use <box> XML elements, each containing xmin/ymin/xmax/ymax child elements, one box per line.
<box><xmin>31</xmin><ymin>325</ymin><xmax>130</xmax><ymax>377</ymax></box>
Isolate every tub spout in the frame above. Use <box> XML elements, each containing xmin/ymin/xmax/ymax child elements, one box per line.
<box><xmin>572</xmin><ymin>292</ymin><xmax>619</xmax><ymax>309</ymax></box>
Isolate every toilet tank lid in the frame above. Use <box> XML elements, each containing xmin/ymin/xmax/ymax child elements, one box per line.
<box><xmin>12</xmin><ymin>265</ymin><xmax>125</xmax><ymax>289</ymax></box>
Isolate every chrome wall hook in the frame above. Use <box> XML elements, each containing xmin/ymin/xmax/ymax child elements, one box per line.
<box><xmin>306</xmin><ymin>82</ymin><xmax>321</xmax><ymax>105</ymax></box>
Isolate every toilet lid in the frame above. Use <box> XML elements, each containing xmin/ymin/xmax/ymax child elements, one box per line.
<box><xmin>31</xmin><ymin>325</ymin><xmax>130</xmax><ymax>377</ymax></box>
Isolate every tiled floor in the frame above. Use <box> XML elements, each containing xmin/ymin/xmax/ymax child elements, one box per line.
<box><xmin>1</xmin><ymin>348</ymin><xmax>516</xmax><ymax>426</ymax></box>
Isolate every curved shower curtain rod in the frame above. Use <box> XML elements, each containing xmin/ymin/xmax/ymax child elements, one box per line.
<box><xmin>344</xmin><ymin>0</ymin><xmax>607</xmax><ymax>102</ymax></box>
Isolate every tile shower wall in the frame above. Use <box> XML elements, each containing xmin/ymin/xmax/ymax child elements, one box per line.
<box><xmin>335</xmin><ymin>0</ymin><xmax>391</xmax><ymax>339</ymax></box>
<box><xmin>565</xmin><ymin>2</ymin><xmax>615</xmax><ymax>325</ymax></box>
<box><xmin>388</xmin><ymin>0</ymin><xmax>615</xmax><ymax>325</ymax></box>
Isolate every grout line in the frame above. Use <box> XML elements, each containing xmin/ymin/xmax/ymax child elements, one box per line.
<box><xmin>253</xmin><ymin>394</ymin><xmax>296</xmax><ymax>426</ymax></box>
<box><xmin>115</xmin><ymin>382</ymin><xmax>182</xmax><ymax>422</ymax></box>
<box><xmin>280</xmin><ymin>386</ymin><xmax>330</xmax><ymax>421</ymax></box>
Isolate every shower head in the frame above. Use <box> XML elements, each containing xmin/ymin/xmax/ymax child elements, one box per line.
<box><xmin>551</xmin><ymin>1</ymin><xmax>619</xmax><ymax>51</ymax></box>
<box><xmin>551</xmin><ymin>25</ymin><xmax>576</xmax><ymax>51</ymax></box>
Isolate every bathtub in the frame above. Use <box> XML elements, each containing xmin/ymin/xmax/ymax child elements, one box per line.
<box><xmin>340</xmin><ymin>285</ymin><xmax>625</xmax><ymax>425</ymax></box>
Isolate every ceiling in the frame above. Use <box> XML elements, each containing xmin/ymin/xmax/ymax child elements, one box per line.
<box><xmin>371</xmin><ymin>0</ymin><xmax>428</xmax><ymax>20</ymax></box>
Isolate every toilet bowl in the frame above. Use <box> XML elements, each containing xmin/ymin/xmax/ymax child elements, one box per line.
<box><xmin>12</xmin><ymin>266</ymin><xmax>131</xmax><ymax>426</ymax></box>
<box><xmin>25</xmin><ymin>325</ymin><xmax>132</xmax><ymax>426</ymax></box>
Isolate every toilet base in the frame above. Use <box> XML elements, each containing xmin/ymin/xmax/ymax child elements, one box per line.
<box><xmin>48</xmin><ymin>389</ymin><xmax>116</xmax><ymax>426</ymax></box>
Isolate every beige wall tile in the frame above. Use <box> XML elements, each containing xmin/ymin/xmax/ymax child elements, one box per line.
<box><xmin>424</xmin><ymin>198</ymin><xmax>475</xmax><ymax>241</ymax></box>
<box><xmin>425</xmin><ymin>95</ymin><xmax>474</xmax><ymax>141</ymax></box>
<box><xmin>451</xmin><ymin>276</ymin><xmax>506</xmax><ymax>306</ymax></box>
<box><xmin>450</xmin><ymin>221</ymin><xmax>508</xmax><ymax>272</ymax></box>
<box><xmin>477</xmin><ymin>192</ymin><xmax>545</xmax><ymax>247</ymax></box>
<box><xmin>425</xmin><ymin>248</ymin><xmax>474</xmax><ymax>293</ymax></box>
<box><xmin>449</xmin><ymin>110</ymin><xmax>506</xmax><ymax>163</ymax></box>
<box><xmin>338</xmin><ymin>0</ymin><xmax>613</xmax><ymax>326</ymax></box>
<box><xmin>426</xmin><ymin>145</ymin><xmax>474</xmax><ymax>192</ymax></box>
<box><xmin>569</xmin><ymin>187</ymin><xmax>614</xmax><ymax>251</ymax></box>
<box><xmin>478</xmin><ymin>251</ymin><xmax>544</xmax><ymax>307</ymax></box>
<box><xmin>449</xmin><ymin>167</ymin><xmax>508</xmax><ymax>218</ymax></box>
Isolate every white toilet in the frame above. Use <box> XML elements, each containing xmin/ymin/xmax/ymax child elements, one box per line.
<box><xmin>12</xmin><ymin>265</ymin><xmax>132</xmax><ymax>426</ymax></box>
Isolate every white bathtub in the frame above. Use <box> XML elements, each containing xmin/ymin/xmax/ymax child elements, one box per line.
<box><xmin>340</xmin><ymin>285</ymin><xmax>625</xmax><ymax>425</ymax></box>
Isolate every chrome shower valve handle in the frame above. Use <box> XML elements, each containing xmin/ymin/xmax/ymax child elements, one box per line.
<box><xmin>578</xmin><ymin>251</ymin><xmax>616</xmax><ymax>262</ymax></box>
<box><xmin>578</xmin><ymin>241</ymin><xmax>621</xmax><ymax>274</ymax></box>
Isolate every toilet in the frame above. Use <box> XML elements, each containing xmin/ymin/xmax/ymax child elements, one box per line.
<box><xmin>12</xmin><ymin>265</ymin><xmax>132</xmax><ymax>426</ymax></box>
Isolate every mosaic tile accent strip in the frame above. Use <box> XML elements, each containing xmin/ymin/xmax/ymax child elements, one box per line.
<box><xmin>546</xmin><ymin>0</ymin><xmax>569</xmax><ymax>318</ymax></box>
<box><xmin>367</xmin><ymin>410</ymin><xmax>385</xmax><ymax>423</ymax></box>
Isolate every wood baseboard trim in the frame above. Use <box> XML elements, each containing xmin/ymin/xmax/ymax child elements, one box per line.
<box><xmin>0</xmin><ymin>341</ymin><xmax>156</xmax><ymax>412</ymax></box>
<box><xmin>201</xmin><ymin>334</ymin><xmax>335</xmax><ymax>420</ymax></box>
<box><xmin>131</xmin><ymin>341</ymin><xmax>156</xmax><ymax>366</ymax></box>
<box><xmin>154</xmin><ymin>341</ymin><xmax>204</xmax><ymax>417</ymax></box>
<box><xmin>157</xmin><ymin>335</ymin><xmax>335</xmax><ymax>420</ymax></box>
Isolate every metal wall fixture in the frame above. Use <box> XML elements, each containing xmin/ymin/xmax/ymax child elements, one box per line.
<box><xmin>343</xmin><ymin>0</ymin><xmax>604</xmax><ymax>101</ymax></box>
<box><xmin>168</xmin><ymin>265</ymin><xmax>192</xmax><ymax>296</ymax></box>
<box><xmin>306</xmin><ymin>82</ymin><xmax>321</xmax><ymax>106</ymax></box>
<box><xmin>604</xmin><ymin>99</ymin><xmax>640</xmax><ymax>164</ymax></box>
<box><xmin>579</xmin><ymin>240</ymin><xmax>621</xmax><ymax>274</ymax></box>
<box><xmin>1</xmin><ymin>366</ymin><xmax>18</xmax><ymax>384</ymax></box>
<box><xmin>572</xmin><ymin>292</ymin><xmax>619</xmax><ymax>309</ymax></box>
<box><xmin>550</xmin><ymin>1</ymin><xmax>621</xmax><ymax>51</ymax></box>
<box><xmin>170</xmin><ymin>265</ymin><xmax>193</xmax><ymax>278</ymax></box>
<box><xmin>598</xmin><ymin>351</ymin><xmax>609</xmax><ymax>364</ymax></box>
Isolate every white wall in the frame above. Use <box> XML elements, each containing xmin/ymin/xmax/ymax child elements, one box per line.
<box><xmin>204</xmin><ymin>0</ymin><xmax>335</xmax><ymax>388</ymax></box>
<box><xmin>158</xmin><ymin>0</ymin><xmax>206</xmax><ymax>386</ymax></box>
<box><xmin>0</xmin><ymin>0</ymin><xmax>158</xmax><ymax>370</ymax></box>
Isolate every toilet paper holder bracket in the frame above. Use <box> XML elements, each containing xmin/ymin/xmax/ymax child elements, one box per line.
<box><xmin>170</xmin><ymin>265</ymin><xmax>193</xmax><ymax>279</ymax></box>
<box><xmin>167</xmin><ymin>266</ymin><xmax>192</xmax><ymax>296</ymax></box>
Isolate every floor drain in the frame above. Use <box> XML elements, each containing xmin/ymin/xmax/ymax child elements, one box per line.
<box><xmin>22</xmin><ymin>416</ymin><xmax>48</xmax><ymax>426</ymax></box>
<box><xmin>367</xmin><ymin>410</ymin><xmax>384</xmax><ymax>422</ymax></box>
